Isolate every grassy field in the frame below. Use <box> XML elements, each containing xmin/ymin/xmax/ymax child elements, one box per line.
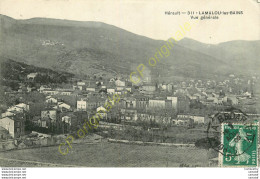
<box><xmin>0</xmin><ymin>141</ymin><xmax>211</xmax><ymax>167</ymax></box>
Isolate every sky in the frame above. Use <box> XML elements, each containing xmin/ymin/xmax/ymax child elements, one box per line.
<box><xmin>0</xmin><ymin>0</ymin><xmax>259</xmax><ymax>44</ymax></box>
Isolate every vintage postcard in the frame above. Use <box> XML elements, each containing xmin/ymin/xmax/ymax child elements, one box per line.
<box><xmin>0</xmin><ymin>0</ymin><xmax>259</xmax><ymax>170</ymax></box>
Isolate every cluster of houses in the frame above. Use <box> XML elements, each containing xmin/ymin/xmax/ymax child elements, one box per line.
<box><xmin>0</xmin><ymin>103</ymin><xmax>29</xmax><ymax>138</ymax></box>
<box><xmin>0</xmin><ymin>72</ymin><xmax>257</xmax><ymax>139</ymax></box>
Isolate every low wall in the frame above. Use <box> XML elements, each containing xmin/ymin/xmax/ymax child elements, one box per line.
<box><xmin>107</xmin><ymin>138</ymin><xmax>195</xmax><ymax>147</ymax></box>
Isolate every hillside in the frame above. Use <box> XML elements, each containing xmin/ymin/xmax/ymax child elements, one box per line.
<box><xmin>0</xmin><ymin>15</ymin><xmax>259</xmax><ymax>81</ymax></box>
<box><xmin>0</xmin><ymin>56</ymin><xmax>74</xmax><ymax>91</ymax></box>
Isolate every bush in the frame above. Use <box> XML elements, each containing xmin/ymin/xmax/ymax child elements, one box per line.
<box><xmin>195</xmin><ymin>137</ymin><xmax>220</xmax><ymax>149</ymax></box>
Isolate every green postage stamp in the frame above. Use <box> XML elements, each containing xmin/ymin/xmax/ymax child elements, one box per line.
<box><xmin>219</xmin><ymin>123</ymin><xmax>259</xmax><ymax>167</ymax></box>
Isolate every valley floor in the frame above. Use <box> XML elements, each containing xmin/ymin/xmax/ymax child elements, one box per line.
<box><xmin>0</xmin><ymin>141</ymin><xmax>212</xmax><ymax>167</ymax></box>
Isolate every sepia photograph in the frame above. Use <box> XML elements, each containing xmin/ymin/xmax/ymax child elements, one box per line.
<box><xmin>0</xmin><ymin>0</ymin><xmax>259</xmax><ymax>173</ymax></box>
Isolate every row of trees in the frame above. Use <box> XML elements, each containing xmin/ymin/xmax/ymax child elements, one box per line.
<box><xmin>101</xmin><ymin>126</ymin><xmax>197</xmax><ymax>144</ymax></box>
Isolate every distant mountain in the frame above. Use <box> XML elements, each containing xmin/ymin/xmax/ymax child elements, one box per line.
<box><xmin>0</xmin><ymin>14</ymin><xmax>259</xmax><ymax>82</ymax></box>
<box><xmin>178</xmin><ymin>38</ymin><xmax>260</xmax><ymax>75</ymax></box>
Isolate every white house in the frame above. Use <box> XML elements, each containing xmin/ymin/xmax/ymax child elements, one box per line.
<box><xmin>167</xmin><ymin>96</ymin><xmax>178</xmax><ymax>110</ymax></box>
<box><xmin>192</xmin><ymin>116</ymin><xmax>205</xmax><ymax>124</ymax></box>
<box><xmin>244</xmin><ymin>92</ymin><xmax>252</xmax><ymax>98</ymax></box>
<box><xmin>107</xmin><ymin>88</ymin><xmax>115</xmax><ymax>94</ymax></box>
<box><xmin>86</xmin><ymin>87</ymin><xmax>96</xmax><ymax>92</ymax></box>
<box><xmin>149</xmin><ymin>99</ymin><xmax>166</xmax><ymax>109</ymax></box>
<box><xmin>177</xmin><ymin>114</ymin><xmax>205</xmax><ymax>124</ymax></box>
<box><xmin>115</xmin><ymin>79</ymin><xmax>125</xmax><ymax>87</ymax></box>
<box><xmin>39</xmin><ymin>86</ymin><xmax>52</xmax><ymax>93</ymax></box>
<box><xmin>7</xmin><ymin>106</ymin><xmax>23</xmax><ymax>113</ymax></box>
<box><xmin>96</xmin><ymin>106</ymin><xmax>107</xmax><ymax>119</ymax></box>
<box><xmin>46</xmin><ymin>96</ymin><xmax>58</xmax><ymax>104</ymax></box>
<box><xmin>42</xmin><ymin>90</ymin><xmax>59</xmax><ymax>95</ymax></box>
<box><xmin>172</xmin><ymin>118</ymin><xmax>191</xmax><ymax>126</ymax></box>
<box><xmin>61</xmin><ymin>116</ymin><xmax>72</xmax><ymax>125</ymax></box>
<box><xmin>58</xmin><ymin>102</ymin><xmax>71</xmax><ymax>111</ymax></box>
<box><xmin>206</xmin><ymin>97</ymin><xmax>218</xmax><ymax>104</ymax></box>
<box><xmin>116</xmin><ymin>87</ymin><xmax>124</xmax><ymax>91</ymax></box>
<box><xmin>0</xmin><ymin>117</ymin><xmax>15</xmax><ymax>138</ymax></box>
<box><xmin>227</xmin><ymin>96</ymin><xmax>238</xmax><ymax>105</ymax></box>
<box><xmin>77</xmin><ymin>100</ymin><xmax>87</xmax><ymax>111</ymax></box>
<box><xmin>60</xmin><ymin>91</ymin><xmax>73</xmax><ymax>95</ymax></box>
<box><xmin>1</xmin><ymin>111</ymin><xmax>16</xmax><ymax>118</ymax></box>
<box><xmin>7</xmin><ymin>103</ymin><xmax>29</xmax><ymax>113</ymax></box>
<box><xmin>126</xmin><ymin>87</ymin><xmax>132</xmax><ymax>92</ymax></box>
<box><xmin>16</xmin><ymin>103</ymin><xmax>29</xmax><ymax>111</ymax></box>
<box><xmin>27</xmin><ymin>73</ymin><xmax>38</xmax><ymax>80</ymax></box>
<box><xmin>162</xmin><ymin>84</ymin><xmax>167</xmax><ymax>90</ymax></box>
<box><xmin>0</xmin><ymin>117</ymin><xmax>24</xmax><ymax>138</ymax></box>
<box><xmin>77</xmin><ymin>81</ymin><xmax>86</xmax><ymax>86</ymax></box>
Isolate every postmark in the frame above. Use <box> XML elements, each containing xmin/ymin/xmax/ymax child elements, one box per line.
<box><xmin>206</xmin><ymin>107</ymin><xmax>259</xmax><ymax>167</ymax></box>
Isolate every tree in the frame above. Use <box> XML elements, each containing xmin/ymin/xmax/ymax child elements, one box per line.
<box><xmin>195</xmin><ymin>137</ymin><xmax>220</xmax><ymax>149</ymax></box>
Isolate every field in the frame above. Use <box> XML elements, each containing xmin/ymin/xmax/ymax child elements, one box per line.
<box><xmin>0</xmin><ymin>141</ymin><xmax>211</xmax><ymax>167</ymax></box>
